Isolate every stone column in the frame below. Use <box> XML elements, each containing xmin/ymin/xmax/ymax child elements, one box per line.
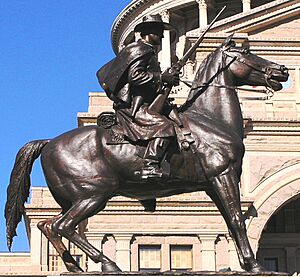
<box><xmin>130</xmin><ymin>238</ymin><xmax>139</xmax><ymax>271</ymax></box>
<box><xmin>199</xmin><ymin>234</ymin><xmax>216</xmax><ymax>270</ymax></box>
<box><xmin>161</xmin><ymin>243</ymin><xmax>170</xmax><ymax>271</ymax></box>
<box><xmin>285</xmin><ymin>247</ymin><xmax>297</xmax><ymax>274</ymax></box>
<box><xmin>115</xmin><ymin>234</ymin><xmax>132</xmax><ymax>271</ymax></box>
<box><xmin>295</xmin><ymin>67</ymin><xmax>300</xmax><ymax>119</ymax></box>
<box><xmin>135</xmin><ymin>32</ymin><xmax>141</xmax><ymax>42</ymax></box>
<box><xmin>193</xmin><ymin>242</ymin><xmax>202</xmax><ymax>271</ymax></box>
<box><xmin>86</xmin><ymin>233</ymin><xmax>104</xmax><ymax>271</ymax></box>
<box><xmin>160</xmin><ymin>10</ymin><xmax>171</xmax><ymax>70</ymax></box>
<box><xmin>296</xmin><ymin>67</ymin><xmax>300</xmax><ymax>99</ymax></box>
<box><xmin>242</xmin><ymin>0</ymin><xmax>251</xmax><ymax>12</ymax></box>
<box><xmin>41</xmin><ymin>234</ymin><xmax>48</xmax><ymax>271</ymax></box>
<box><xmin>196</xmin><ymin>0</ymin><xmax>208</xmax><ymax>28</ymax></box>
<box><xmin>227</xmin><ymin>237</ymin><xmax>242</xmax><ymax>270</ymax></box>
<box><xmin>185</xmin><ymin>59</ymin><xmax>195</xmax><ymax>79</ymax></box>
<box><xmin>30</xmin><ymin>221</ymin><xmax>42</xmax><ymax>271</ymax></box>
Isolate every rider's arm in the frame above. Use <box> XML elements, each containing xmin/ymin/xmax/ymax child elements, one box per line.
<box><xmin>128</xmin><ymin>54</ymin><xmax>180</xmax><ymax>90</ymax></box>
<box><xmin>128</xmin><ymin>54</ymin><xmax>161</xmax><ymax>91</ymax></box>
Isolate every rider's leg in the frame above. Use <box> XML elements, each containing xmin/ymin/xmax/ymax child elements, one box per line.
<box><xmin>140</xmin><ymin>137</ymin><xmax>169</xmax><ymax>179</ymax></box>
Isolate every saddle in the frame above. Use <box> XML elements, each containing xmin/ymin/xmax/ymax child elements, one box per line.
<box><xmin>97</xmin><ymin>111</ymin><xmax>195</xmax><ymax>149</ymax></box>
<box><xmin>97</xmin><ymin>112</ymin><xmax>129</xmax><ymax>144</ymax></box>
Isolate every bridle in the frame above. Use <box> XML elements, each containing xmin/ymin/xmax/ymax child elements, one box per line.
<box><xmin>180</xmin><ymin>47</ymin><xmax>275</xmax><ymax>101</ymax></box>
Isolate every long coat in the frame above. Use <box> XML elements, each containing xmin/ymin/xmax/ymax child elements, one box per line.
<box><xmin>97</xmin><ymin>39</ymin><xmax>175</xmax><ymax>142</ymax></box>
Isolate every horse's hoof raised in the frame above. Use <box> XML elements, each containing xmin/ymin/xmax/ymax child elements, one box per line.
<box><xmin>102</xmin><ymin>261</ymin><xmax>122</xmax><ymax>272</ymax></box>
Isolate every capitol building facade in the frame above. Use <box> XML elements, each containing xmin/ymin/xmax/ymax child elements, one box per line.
<box><xmin>1</xmin><ymin>0</ymin><xmax>300</xmax><ymax>275</ymax></box>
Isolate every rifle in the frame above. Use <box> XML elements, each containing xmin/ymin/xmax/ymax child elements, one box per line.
<box><xmin>149</xmin><ymin>5</ymin><xmax>226</xmax><ymax>113</ymax></box>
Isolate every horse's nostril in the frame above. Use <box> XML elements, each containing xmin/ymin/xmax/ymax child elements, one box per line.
<box><xmin>280</xmin><ymin>65</ymin><xmax>288</xmax><ymax>74</ymax></box>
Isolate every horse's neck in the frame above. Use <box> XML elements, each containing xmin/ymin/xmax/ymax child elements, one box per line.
<box><xmin>185</xmin><ymin>73</ymin><xmax>244</xmax><ymax>138</ymax></box>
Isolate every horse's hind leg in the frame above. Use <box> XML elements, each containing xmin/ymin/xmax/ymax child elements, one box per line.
<box><xmin>51</xmin><ymin>196</ymin><xmax>121</xmax><ymax>272</ymax></box>
<box><xmin>37</xmin><ymin>215</ymin><xmax>83</xmax><ymax>272</ymax></box>
<box><xmin>210</xmin><ymin>166</ymin><xmax>264</xmax><ymax>272</ymax></box>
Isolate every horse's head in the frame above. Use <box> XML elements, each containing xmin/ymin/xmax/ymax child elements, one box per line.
<box><xmin>221</xmin><ymin>35</ymin><xmax>289</xmax><ymax>91</ymax></box>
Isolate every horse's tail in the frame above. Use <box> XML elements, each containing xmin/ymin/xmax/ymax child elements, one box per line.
<box><xmin>5</xmin><ymin>139</ymin><xmax>50</xmax><ymax>251</ymax></box>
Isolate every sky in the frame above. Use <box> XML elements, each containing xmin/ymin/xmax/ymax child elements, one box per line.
<box><xmin>0</xmin><ymin>0</ymin><xmax>132</xmax><ymax>252</ymax></box>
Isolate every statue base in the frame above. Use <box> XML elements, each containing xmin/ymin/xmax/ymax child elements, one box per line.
<box><xmin>59</xmin><ymin>271</ymin><xmax>288</xmax><ymax>276</ymax></box>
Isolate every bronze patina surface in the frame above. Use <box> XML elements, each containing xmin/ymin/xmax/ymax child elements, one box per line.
<box><xmin>5</xmin><ymin>16</ymin><xmax>288</xmax><ymax>274</ymax></box>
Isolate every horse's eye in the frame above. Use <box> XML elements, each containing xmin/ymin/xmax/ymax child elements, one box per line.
<box><xmin>243</xmin><ymin>49</ymin><xmax>250</xmax><ymax>54</ymax></box>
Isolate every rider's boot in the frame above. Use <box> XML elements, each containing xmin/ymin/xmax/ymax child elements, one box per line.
<box><xmin>140</xmin><ymin>138</ymin><xmax>169</xmax><ymax>179</ymax></box>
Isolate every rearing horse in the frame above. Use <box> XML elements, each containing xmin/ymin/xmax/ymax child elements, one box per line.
<box><xmin>5</xmin><ymin>36</ymin><xmax>288</xmax><ymax>273</ymax></box>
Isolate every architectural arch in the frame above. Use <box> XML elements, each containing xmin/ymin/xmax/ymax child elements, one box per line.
<box><xmin>247</xmin><ymin>163</ymin><xmax>300</xmax><ymax>253</ymax></box>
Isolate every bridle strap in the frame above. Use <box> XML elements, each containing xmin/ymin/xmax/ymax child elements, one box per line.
<box><xmin>180</xmin><ymin>79</ymin><xmax>274</xmax><ymax>100</ymax></box>
<box><xmin>224</xmin><ymin>50</ymin><xmax>275</xmax><ymax>90</ymax></box>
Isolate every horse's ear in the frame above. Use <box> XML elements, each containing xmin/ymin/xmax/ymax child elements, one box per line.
<box><xmin>222</xmin><ymin>33</ymin><xmax>235</xmax><ymax>47</ymax></box>
<box><xmin>242</xmin><ymin>38</ymin><xmax>250</xmax><ymax>51</ymax></box>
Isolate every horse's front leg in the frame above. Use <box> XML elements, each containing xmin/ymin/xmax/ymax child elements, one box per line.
<box><xmin>209</xmin><ymin>165</ymin><xmax>265</xmax><ymax>272</ymax></box>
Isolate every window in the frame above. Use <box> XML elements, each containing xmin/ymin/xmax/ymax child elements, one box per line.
<box><xmin>69</xmin><ymin>242</ymin><xmax>86</xmax><ymax>270</ymax></box>
<box><xmin>170</xmin><ymin>245</ymin><xmax>192</xmax><ymax>271</ymax></box>
<box><xmin>48</xmin><ymin>241</ymin><xmax>86</xmax><ymax>271</ymax></box>
<box><xmin>139</xmin><ymin>245</ymin><xmax>161</xmax><ymax>272</ymax></box>
<box><xmin>48</xmin><ymin>244</ymin><xmax>63</xmax><ymax>271</ymax></box>
<box><xmin>264</xmin><ymin>258</ymin><xmax>278</xmax><ymax>271</ymax></box>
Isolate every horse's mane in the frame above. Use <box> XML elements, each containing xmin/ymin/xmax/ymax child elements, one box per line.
<box><xmin>179</xmin><ymin>46</ymin><xmax>226</xmax><ymax>112</ymax></box>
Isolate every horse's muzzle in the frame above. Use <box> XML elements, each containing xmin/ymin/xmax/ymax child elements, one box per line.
<box><xmin>267</xmin><ymin>65</ymin><xmax>289</xmax><ymax>91</ymax></box>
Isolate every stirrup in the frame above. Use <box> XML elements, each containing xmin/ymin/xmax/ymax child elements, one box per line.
<box><xmin>135</xmin><ymin>165</ymin><xmax>163</xmax><ymax>179</ymax></box>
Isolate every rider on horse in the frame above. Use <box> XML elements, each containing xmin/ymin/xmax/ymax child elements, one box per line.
<box><xmin>97</xmin><ymin>14</ymin><xmax>180</xmax><ymax>179</ymax></box>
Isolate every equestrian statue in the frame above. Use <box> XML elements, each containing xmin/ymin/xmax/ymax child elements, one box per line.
<box><xmin>5</xmin><ymin>8</ymin><xmax>288</xmax><ymax>273</ymax></box>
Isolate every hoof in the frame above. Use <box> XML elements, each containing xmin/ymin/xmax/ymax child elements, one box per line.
<box><xmin>102</xmin><ymin>261</ymin><xmax>122</xmax><ymax>272</ymax></box>
<box><xmin>66</xmin><ymin>264</ymin><xmax>84</xmax><ymax>273</ymax></box>
<box><xmin>245</xmin><ymin>259</ymin><xmax>265</xmax><ymax>273</ymax></box>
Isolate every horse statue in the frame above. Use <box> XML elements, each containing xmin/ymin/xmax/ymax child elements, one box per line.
<box><xmin>5</xmin><ymin>35</ymin><xmax>288</xmax><ymax>273</ymax></box>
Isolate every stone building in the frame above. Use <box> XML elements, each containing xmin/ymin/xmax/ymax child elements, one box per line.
<box><xmin>1</xmin><ymin>0</ymin><xmax>300</xmax><ymax>275</ymax></box>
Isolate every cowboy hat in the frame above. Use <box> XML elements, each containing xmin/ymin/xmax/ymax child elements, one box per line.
<box><xmin>134</xmin><ymin>14</ymin><xmax>174</xmax><ymax>33</ymax></box>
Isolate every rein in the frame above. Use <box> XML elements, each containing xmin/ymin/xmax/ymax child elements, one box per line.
<box><xmin>180</xmin><ymin>79</ymin><xmax>274</xmax><ymax>100</ymax></box>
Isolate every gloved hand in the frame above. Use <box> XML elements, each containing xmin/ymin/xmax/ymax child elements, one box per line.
<box><xmin>161</xmin><ymin>67</ymin><xmax>180</xmax><ymax>86</ymax></box>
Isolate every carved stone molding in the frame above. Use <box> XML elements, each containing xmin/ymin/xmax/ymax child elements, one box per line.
<box><xmin>160</xmin><ymin>10</ymin><xmax>170</xmax><ymax>22</ymax></box>
<box><xmin>195</xmin><ymin>0</ymin><xmax>207</xmax><ymax>8</ymax></box>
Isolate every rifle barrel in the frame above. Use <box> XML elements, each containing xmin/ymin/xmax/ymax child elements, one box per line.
<box><xmin>179</xmin><ymin>5</ymin><xmax>226</xmax><ymax>67</ymax></box>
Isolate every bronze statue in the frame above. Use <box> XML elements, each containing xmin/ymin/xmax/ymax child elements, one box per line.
<box><xmin>5</xmin><ymin>30</ymin><xmax>288</xmax><ymax>273</ymax></box>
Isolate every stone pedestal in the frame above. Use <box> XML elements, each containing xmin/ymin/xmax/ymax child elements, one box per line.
<box><xmin>199</xmin><ymin>235</ymin><xmax>216</xmax><ymax>271</ymax></box>
<box><xmin>115</xmin><ymin>235</ymin><xmax>133</xmax><ymax>271</ymax></box>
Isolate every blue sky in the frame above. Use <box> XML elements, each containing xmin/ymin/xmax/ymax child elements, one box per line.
<box><xmin>0</xmin><ymin>0</ymin><xmax>132</xmax><ymax>252</ymax></box>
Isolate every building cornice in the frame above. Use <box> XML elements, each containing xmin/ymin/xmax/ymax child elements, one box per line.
<box><xmin>209</xmin><ymin>0</ymin><xmax>300</xmax><ymax>34</ymax></box>
<box><xmin>111</xmin><ymin>0</ymin><xmax>196</xmax><ymax>54</ymax></box>
<box><xmin>113</xmin><ymin>0</ymin><xmax>300</xmax><ymax>54</ymax></box>
<box><xmin>186</xmin><ymin>0</ymin><xmax>300</xmax><ymax>38</ymax></box>
<box><xmin>111</xmin><ymin>0</ymin><xmax>151</xmax><ymax>54</ymax></box>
